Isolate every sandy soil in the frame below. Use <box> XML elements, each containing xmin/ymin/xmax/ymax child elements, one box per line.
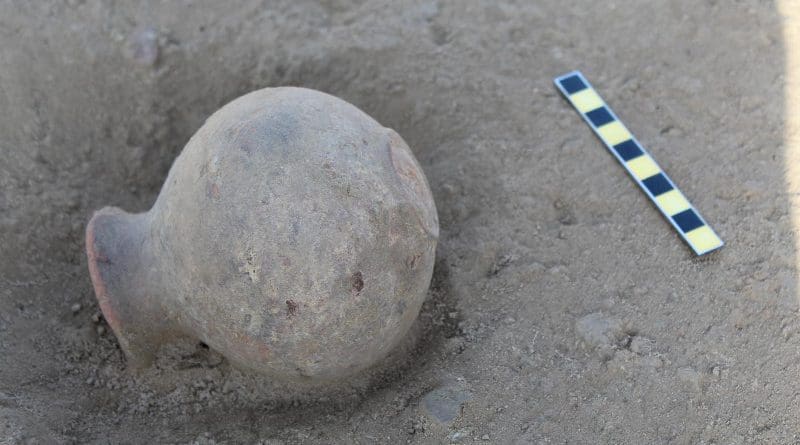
<box><xmin>1</xmin><ymin>0</ymin><xmax>797</xmax><ymax>443</ymax></box>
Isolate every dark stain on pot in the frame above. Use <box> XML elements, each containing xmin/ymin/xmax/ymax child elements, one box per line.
<box><xmin>232</xmin><ymin>122</ymin><xmax>258</xmax><ymax>155</ymax></box>
<box><xmin>407</xmin><ymin>253</ymin><xmax>421</xmax><ymax>270</ymax></box>
<box><xmin>274</xmin><ymin>112</ymin><xmax>297</xmax><ymax>146</ymax></box>
<box><xmin>351</xmin><ymin>271</ymin><xmax>364</xmax><ymax>295</ymax></box>
<box><xmin>233</xmin><ymin>111</ymin><xmax>298</xmax><ymax>156</ymax></box>
<box><xmin>94</xmin><ymin>249</ymin><xmax>111</xmax><ymax>264</ymax></box>
<box><xmin>285</xmin><ymin>299</ymin><xmax>299</xmax><ymax>317</ymax></box>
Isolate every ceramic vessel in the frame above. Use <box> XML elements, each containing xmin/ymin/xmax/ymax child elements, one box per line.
<box><xmin>86</xmin><ymin>87</ymin><xmax>438</xmax><ymax>381</ymax></box>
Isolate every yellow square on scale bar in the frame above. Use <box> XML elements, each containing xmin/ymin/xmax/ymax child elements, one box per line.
<box><xmin>570</xmin><ymin>89</ymin><xmax>604</xmax><ymax>113</ymax></box>
<box><xmin>596</xmin><ymin>121</ymin><xmax>631</xmax><ymax>146</ymax></box>
<box><xmin>626</xmin><ymin>155</ymin><xmax>660</xmax><ymax>180</ymax></box>
<box><xmin>684</xmin><ymin>225</ymin><xmax>723</xmax><ymax>254</ymax></box>
<box><xmin>654</xmin><ymin>189</ymin><xmax>691</xmax><ymax>215</ymax></box>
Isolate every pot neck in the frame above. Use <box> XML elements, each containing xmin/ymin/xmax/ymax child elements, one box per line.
<box><xmin>86</xmin><ymin>207</ymin><xmax>172</xmax><ymax>368</ymax></box>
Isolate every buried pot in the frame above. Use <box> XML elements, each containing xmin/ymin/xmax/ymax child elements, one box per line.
<box><xmin>86</xmin><ymin>87</ymin><xmax>438</xmax><ymax>382</ymax></box>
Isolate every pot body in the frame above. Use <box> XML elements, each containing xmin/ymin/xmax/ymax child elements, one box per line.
<box><xmin>86</xmin><ymin>87</ymin><xmax>438</xmax><ymax>381</ymax></box>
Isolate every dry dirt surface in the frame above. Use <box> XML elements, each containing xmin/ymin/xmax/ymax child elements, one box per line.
<box><xmin>0</xmin><ymin>0</ymin><xmax>796</xmax><ymax>443</ymax></box>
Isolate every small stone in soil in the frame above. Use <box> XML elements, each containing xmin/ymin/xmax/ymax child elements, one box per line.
<box><xmin>448</xmin><ymin>430</ymin><xmax>469</xmax><ymax>443</ymax></box>
<box><xmin>128</xmin><ymin>28</ymin><xmax>159</xmax><ymax>66</ymax></box>
<box><xmin>575</xmin><ymin>312</ymin><xmax>631</xmax><ymax>356</ymax></box>
<box><xmin>422</xmin><ymin>383</ymin><xmax>472</xmax><ymax>424</ymax></box>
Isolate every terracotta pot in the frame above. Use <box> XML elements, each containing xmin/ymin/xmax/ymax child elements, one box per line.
<box><xmin>86</xmin><ymin>87</ymin><xmax>438</xmax><ymax>382</ymax></box>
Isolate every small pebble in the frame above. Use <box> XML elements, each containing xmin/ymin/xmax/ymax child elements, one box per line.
<box><xmin>481</xmin><ymin>434</ymin><xmax>490</xmax><ymax>440</ymax></box>
<box><xmin>575</xmin><ymin>312</ymin><xmax>627</xmax><ymax>350</ymax></box>
<box><xmin>91</xmin><ymin>313</ymin><xmax>102</xmax><ymax>323</ymax></box>
<box><xmin>128</xmin><ymin>27</ymin><xmax>160</xmax><ymax>66</ymax></box>
<box><xmin>96</xmin><ymin>326</ymin><xmax>106</xmax><ymax>335</ymax></box>
<box><xmin>448</xmin><ymin>430</ymin><xmax>468</xmax><ymax>443</ymax></box>
<box><xmin>70</xmin><ymin>303</ymin><xmax>82</xmax><ymax>314</ymax></box>
<box><xmin>422</xmin><ymin>384</ymin><xmax>472</xmax><ymax>424</ymax></box>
